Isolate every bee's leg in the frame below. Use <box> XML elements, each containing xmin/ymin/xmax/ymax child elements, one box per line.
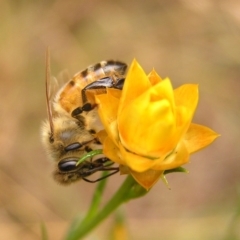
<box><xmin>82</xmin><ymin>167</ymin><xmax>119</xmax><ymax>183</ymax></box>
<box><xmin>81</xmin><ymin>157</ymin><xmax>119</xmax><ymax>183</ymax></box>
<box><xmin>71</xmin><ymin>77</ymin><xmax>125</xmax><ymax>118</ymax></box>
<box><xmin>81</xmin><ymin>77</ymin><xmax>125</xmax><ymax>102</ymax></box>
<box><xmin>71</xmin><ymin>78</ymin><xmax>112</xmax><ymax>117</ymax></box>
<box><xmin>94</xmin><ymin>157</ymin><xmax>111</xmax><ymax>164</ymax></box>
<box><xmin>81</xmin><ymin>77</ymin><xmax>114</xmax><ymax>111</ymax></box>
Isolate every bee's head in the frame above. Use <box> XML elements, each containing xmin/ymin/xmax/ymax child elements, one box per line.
<box><xmin>42</xmin><ymin>116</ymin><xmax>94</xmax><ymax>158</ymax></box>
<box><xmin>41</xmin><ymin>115</ymin><xmax>103</xmax><ymax>184</ymax></box>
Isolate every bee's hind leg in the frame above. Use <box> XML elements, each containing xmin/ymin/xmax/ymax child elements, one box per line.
<box><xmin>71</xmin><ymin>76</ymin><xmax>123</xmax><ymax>117</ymax></box>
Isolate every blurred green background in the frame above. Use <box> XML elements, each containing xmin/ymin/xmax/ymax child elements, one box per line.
<box><xmin>0</xmin><ymin>0</ymin><xmax>239</xmax><ymax>239</ymax></box>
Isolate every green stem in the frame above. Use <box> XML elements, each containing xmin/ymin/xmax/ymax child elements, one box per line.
<box><xmin>65</xmin><ymin>175</ymin><xmax>144</xmax><ymax>240</ymax></box>
<box><xmin>65</xmin><ymin>172</ymin><xmax>108</xmax><ymax>237</ymax></box>
<box><xmin>83</xmin><ymin>171</ymin><xmax>108</xmax><ymax>221</ymax></box>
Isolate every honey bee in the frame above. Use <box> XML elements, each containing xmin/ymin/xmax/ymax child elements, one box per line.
<box><xmin>41</xmin><ymin>50</ymin><xmax>127</xmax><ymax>184</ymax></box>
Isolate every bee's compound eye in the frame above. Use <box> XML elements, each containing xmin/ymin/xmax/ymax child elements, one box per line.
<box><xmin>65</xmin><ymin>142</ymin><xmax>82</xmax><ymax>152</ymax></box>
<box><xmin>58</xmin><ymin>159</ymin><xmax>78</xmax><ymax>172</ymax></box>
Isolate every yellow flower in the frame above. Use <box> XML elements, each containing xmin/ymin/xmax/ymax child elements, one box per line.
<box><xmin>96</xmin><ymin>59</ymin><xmax>219</xmax><ymax>190</ymax></box>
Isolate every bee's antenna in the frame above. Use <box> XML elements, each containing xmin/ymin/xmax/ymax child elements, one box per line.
<box><xmin>46</xmin><ymin>47</ymin><xmax>54</xmax><ymax>142</ymax></box>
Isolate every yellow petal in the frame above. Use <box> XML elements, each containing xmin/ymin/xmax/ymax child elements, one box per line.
<box><xmin>118</xmin><ymin>59</ymin><xmax>151</xmax><ymax>115</ymax></box>
<box><xmin>118</xmin><ymin>80</ymin><xmax>176</xmax><ymax>157</ymax></box>
<box><xmin>172</xmin><ymin>84</ymin><xmax>199</xmax><ymax>147</ymax></box>
<box><xmin>174</xmin><ymin>84</ymin><xmax>199</xmax><ymax>118</ymax></box>
<box><xmin>171</xmin><ymin>105</ymin><xmax>193</xmax><ymax>148</ymax></box>
<box><xmin>148</xmin><ymin>68</ymin><xmax>162</xmax><ymax>85</ymax></box>
<box><xmin>152</xmin><ymin>140</ymin><xmax>190</xmax><ymax>170</ymax></box>
<box><xmin>95</xmin><ymin>129</ymin><xmax>108</xmax><ymax>144</ymax></box>
<box><xmin>129</xmin><ymin>168</ymin><xmax>164</xmax><ymax>190</ymax></box>
<box><xmin>96</xmin><ymin>90</ymin><xmax>120</xmax><ymax>144</ymax></box>
<box><xmin>149</xmin><ymin>78</ymin><xmax>175</xmax><ymax>113</ymax></box>
<box><xmin>118</xmin><ymin>142</ymin><xmax>156</xmax><ymax>172</ymax></box>
<box><xmin>184</xmin><ymin>123</ymin><xmax>220</xmax><ymax>153</ymax></box>
<box><xmin>96</xmin><ymin>92</ymin><xmax>118</xmax><ymax>122</ymax></box>
<box><xmin>107</xmin><ymin>88</ymin><xmax>122</xmax><ymax>99</ymax></box>
<box><xmin>103</xmin><ymin>137</ymin><xmax>126</xmax><ymax>165</ymax></box>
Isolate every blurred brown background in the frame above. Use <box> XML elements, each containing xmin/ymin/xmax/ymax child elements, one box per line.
<box><xmin>0</xmin><ymin>0</ymin><xmax>239</xmax><ymax>239</ymax></box>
